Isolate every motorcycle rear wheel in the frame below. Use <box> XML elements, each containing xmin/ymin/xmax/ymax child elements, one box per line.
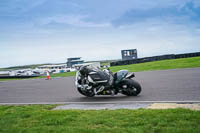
<box><xmin>120</xmin><ymin>79</ymin><xmax>142</xmax><ymax>96</ymax></box>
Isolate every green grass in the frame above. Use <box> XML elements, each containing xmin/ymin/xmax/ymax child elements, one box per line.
<box><xmin>110</xmin><ymin>56</ymin><xmax>200</xmax><ymax>72</ymax></box>
<box><xmin>1</xmin><ymin>57</ymin><xmax>200</xmax><ymax>81</ymax></box>
<box><xmin>0</xmin><ymin>68</ymin><xmax>7</xmax><ymax>71</ymax></box>
<box><xmin>0</xmin><ymin>105</ymin><xmax>200</xmax><ymax>133</ymax></box>
<box><xmin>50</xmin><ymin>71</ymin><xmax>76</xmax><ymax>77</ymax></box>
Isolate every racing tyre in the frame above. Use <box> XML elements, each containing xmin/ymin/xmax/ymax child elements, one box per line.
<box><xmin>120</xmin><ymin>79</ymin><xmax>142</xmax><ymax>96</ymax></box>
<box><xmin>77</xmin><ymin>87</ymin><xmax>95</xmax><ymax>97</ymax></box>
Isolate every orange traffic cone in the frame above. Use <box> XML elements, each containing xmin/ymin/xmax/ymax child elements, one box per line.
<box><xmin>46</xmin><ymin>70</ymin><xmax>50</xmax><ymax>80</ymax></box>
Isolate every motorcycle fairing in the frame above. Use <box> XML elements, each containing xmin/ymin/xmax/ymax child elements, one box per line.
<box><xmin>126</xmin><ymin>72</ymin><xmax>135</xmax><ymax>79</ymax></box>
<box><xmin>89</xmin><ymin>71</ymin><xmax>110</xmax><ymax>82</ymax></box>
<box><xmin>88</xmin><ymin>70</ymin><xmax>114</xmax><ymax>87</ymax></box>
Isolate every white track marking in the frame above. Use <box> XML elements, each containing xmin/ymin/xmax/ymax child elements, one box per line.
<box><xmin>0</xmin><ymin>101</ymin><xmax>200</xmax><ymax>105</ymax></box>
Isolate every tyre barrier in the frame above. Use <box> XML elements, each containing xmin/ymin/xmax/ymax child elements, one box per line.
<box><xmin>110</xmin><ymin>52</ymin><xmax>200</xmax><ymax>66</ymax></box>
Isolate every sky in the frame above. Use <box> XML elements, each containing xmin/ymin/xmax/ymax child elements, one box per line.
<box><xmin>0</xmin><ymin>0</ymin><xmax>200</xmax><ymax>68</ymax></box>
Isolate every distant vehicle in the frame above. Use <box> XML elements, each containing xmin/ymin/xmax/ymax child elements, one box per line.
<box><xmin>75</xmin><ymin>65</ymin><xmax>142</xmax><ymax>97</ymax></box>
<box><xmin>9</xmin><ymin>69</ymin><xmax>43</xmax><ymax>77</ymax></box>
<box><xmin>0</xmin><ymin>69</ymin><xmax>41</xmax><ymax>78</ymax></box>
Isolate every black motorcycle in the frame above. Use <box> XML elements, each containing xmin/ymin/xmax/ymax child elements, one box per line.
<box><xmin>75</xmin><ymin>65</ymin><xmax>141</xmax><ymax>97</ymax></box>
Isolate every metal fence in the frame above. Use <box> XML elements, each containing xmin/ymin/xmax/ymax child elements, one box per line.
<box><xmin>110</xmin><ymin>52</ymin><xmax>200</xmax><ymax>66</ymax></box>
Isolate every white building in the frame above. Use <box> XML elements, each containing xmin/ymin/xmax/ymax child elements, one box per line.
<box><xmin>37</xmin><ymin>64</ymin><xmax>76</xmax><ymax>73</ymax></box>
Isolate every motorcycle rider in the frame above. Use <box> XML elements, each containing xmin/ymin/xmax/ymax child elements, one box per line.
<box><xmin>79</xmin><ymin>65</ymin><xmax>115</xmax><ymax>95</ymax></box>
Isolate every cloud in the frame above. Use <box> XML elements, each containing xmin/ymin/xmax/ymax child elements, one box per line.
<box><xmin>1</xmin><ymin>0</ymin><xmax>200</xmax><ymax>67</ymax></box>
<box><xmin>0</xmin><ymin>0</ymin><xmax>47</xmax><ymax>16</ymax></box>
<box><xmin>38</xmin><ymin>14</ymin><xmax>111</xmax><ymax>28</ymax></box>
<box><xmin>112</xmin><ymin>0</ymin><xmax>200</xmax><ymax>26</ymax></box>
<box><xmin>193</xmin><ymin>0</ymin><xmax>200</xmax><ymax>8</ymax></box>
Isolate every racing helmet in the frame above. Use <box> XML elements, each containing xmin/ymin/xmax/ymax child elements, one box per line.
<box><xmin>79</xmin><ymin>65</ymin><xmax>90</xmax><ymax>75</ymax></box>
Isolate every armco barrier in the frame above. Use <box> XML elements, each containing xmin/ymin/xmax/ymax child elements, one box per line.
<box><xmin>110</xmin><ymin>52</ymin><xmax>200</xmax><ymax>66</ymax></box>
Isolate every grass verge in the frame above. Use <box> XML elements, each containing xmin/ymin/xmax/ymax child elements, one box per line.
<box><xmin>0</xmin><ymin>105</ymin><xmax>200</xmax><ymax>133</ymax></box>
<box><xmin>110</xmin><ymin>56</ymin><xmax>200</xmax><ymax>72</ymax></box>
<box><xmin>50</xmin><ymin>71</ymin><xmax>76</xmax><ymax>77</ymax></box>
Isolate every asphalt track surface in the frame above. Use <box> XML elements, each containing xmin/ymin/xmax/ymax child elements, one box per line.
<box><xmin>0</xmin><ymin>68</ymin><xmax>200</xmax><ymax>104</ymax></box>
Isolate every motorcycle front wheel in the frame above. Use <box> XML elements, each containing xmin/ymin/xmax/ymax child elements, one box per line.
<box><xmin>120</xmin><ymin>79</ymin><xmax>142</xmax><ymax>96</ymax></box>
<box><xmin>77</xmin><ymin>87</ymin><xmax>95</xmax><ymax>97</ymax></box>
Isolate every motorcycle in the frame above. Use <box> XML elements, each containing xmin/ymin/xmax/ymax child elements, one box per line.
<box><xmin>75</xmin><ymin>65</ymin><xmax>141</xmax><ymax>97</ymax></box>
